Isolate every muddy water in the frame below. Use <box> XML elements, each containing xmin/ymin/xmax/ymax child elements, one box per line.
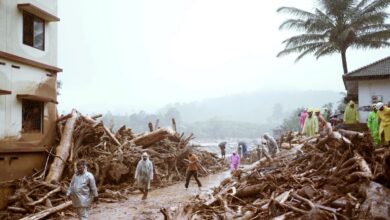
<box><xmin>65</xmin><ymin>170</ymin><xmax>232</xmax><ymax>220</ymax></box>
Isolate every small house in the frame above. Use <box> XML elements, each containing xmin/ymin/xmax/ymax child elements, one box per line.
<box><xmin>343</xmin><ymin>56</ymin><xmax>390</xmax><ymax>123</ymax></box>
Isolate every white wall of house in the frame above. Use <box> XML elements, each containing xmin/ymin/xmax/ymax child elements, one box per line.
<box><xmin>0</xmin><ymin>0</ymin><xmax>58</xmax><ymax>66</ymax></box>
<box><xmin>0</xmin><ymin>0</ymin><xmax>58</xmax><ymax>139</ymax></box>
<box><xmin>358</xmin><ymin>79</ymin><xmax>390</xmax><ymax>123</ymax></box>
<box><xmin>0</xmin><ymin>58</ymin><xmax>57</xmax><ymax>139</ymax></box>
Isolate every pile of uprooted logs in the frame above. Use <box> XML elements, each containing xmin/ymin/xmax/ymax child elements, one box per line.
<box><xmin>2</xmin><ymin>109</ymin><xmax>225</xmax><ymax>220</ymax></box>
<box><xmin>163</xmin><ymin>129</ymin><xmax>390</xmax><ymax>219</ymax></box>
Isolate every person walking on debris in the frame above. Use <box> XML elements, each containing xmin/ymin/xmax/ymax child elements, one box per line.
<box><xmin>238</xmin><ymin>141</ymin><xmax>248</xmax><ymax>158</ymax></box>
<box><xmin>185</xmin><ymin>153</ymin><xmax>202</xmax><ymax>190</ymax></box>
<box><xmin>135</xmin><ymin>152</ymin><xmax>154</xmax><ymax>200</ymax></box>
<box><xmin>66</xmin><ymin>160</ymin><xmax>98</xmax><ymax>220</ymax></box>
<box><xmin>230</xmin><ymin>152</ymin><xmax>240</xmax><ymax>172</ymax></box>
<box><xmin>302</xmin><ymin>108</ymin><xmax>318</xmax><ymax>137</ymax></box>
<box><xmin>344</xmin><ymin>100</ymin><xmax>359</xmax><ymax>124</ymax></box>
<box><xmin>367</xmin><ymin>104</ymin><xmax>380</xmax><ymax>146</ymax></box>
<box><xmin>263</xmin><ymin>133</ymin><xmax>279</xmax><ymax>156</ymax></box>
<box><xmin>376</xmin><ymin>102</ymin><xmax>390</xmax><ymax>147</ymax></box>
<box><xmin>218</xmin><ymin>141</ymin><xmax>227</xmax><ymax>159</ymax></box>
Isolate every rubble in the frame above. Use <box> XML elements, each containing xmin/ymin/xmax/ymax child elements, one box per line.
<box><xmin>167</xmin><ymin>130</ymin><xmax>390</xmax><ymax>219</ymax></box>
<box><xmin>0</xmin><ymin>110</ymin><xmax>225</xmax><ymax>220</ymax></box>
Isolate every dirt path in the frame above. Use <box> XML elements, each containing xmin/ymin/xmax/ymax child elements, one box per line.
<box><xmin>65</xmin><ymin>170</ymin><xmax>231</xmax><ymax>220</ymax></box>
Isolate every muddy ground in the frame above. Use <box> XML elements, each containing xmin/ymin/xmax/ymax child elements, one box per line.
<box><xmin>65</xmin><ymin>170</ymin><xmax>232</xmax><ymax>220</ymax></box>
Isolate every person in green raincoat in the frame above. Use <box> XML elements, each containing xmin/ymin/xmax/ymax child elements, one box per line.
<box><xmin>302</xmin><ymin>108</ymin><xmax>318</xmax><ymax>137</ymax></box>
<box><xmin>344</xmin><ymin>100</ymin><xmax>359</xmax><ymax>124</ymax></box>
<box><xmin>376</xmin><ymin>102</ymin><xmax>390</xmax><ymax>146</ymax></box>
<box><xmin>367</xmin><ymin>104</ymin><xmax>380</xmax><ymax>145</ymax></box>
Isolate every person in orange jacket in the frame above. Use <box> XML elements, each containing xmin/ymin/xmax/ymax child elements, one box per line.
<box><xmin>185</xmin><ymin>153</ymin><xmax>202</xmax><ymax>191</ymax></box>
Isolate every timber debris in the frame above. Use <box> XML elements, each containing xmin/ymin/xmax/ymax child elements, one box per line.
<box><xmin>167</xmin><ymin>130</ymin><xmax>390</xmax><ymax>219</ymax></box>
<box><xmin>1</xmin><ymin>110</ymin><xmax>225</xmax><ymax>220</ymax></box>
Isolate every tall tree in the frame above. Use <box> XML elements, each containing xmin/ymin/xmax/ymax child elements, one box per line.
<box><xmin>277</xmin><ymin>0</ymin><xmax>390</xmax><ymax>74</ymax></box>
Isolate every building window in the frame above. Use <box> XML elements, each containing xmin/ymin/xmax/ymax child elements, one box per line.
<box><xmin>22</xmin><ymin>100</ymin><xmax>43</xmax><ymax>133</ymax></box>
<box><xmin>23</xmin><ymin>12</ymin><xmax>45</xmax><ymax>50</ymax></box>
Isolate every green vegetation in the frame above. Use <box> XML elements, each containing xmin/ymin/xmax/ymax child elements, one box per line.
<box><xmin>277</xmin><ymin>0</ymin><xmax>390</xmax><ymax>74</ymax></box>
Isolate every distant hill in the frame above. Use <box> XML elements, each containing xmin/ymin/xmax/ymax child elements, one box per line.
<box><xmin>103</xmin><ymin>90</ymin><xmax>343</xmax><ymax>139</ymax></box>
<box><xmin>160</xmin><ymin>90</ymin><xmax>343</xmax><ymax>124</ymax></box>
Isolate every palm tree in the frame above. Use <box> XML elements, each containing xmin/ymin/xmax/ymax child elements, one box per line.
<box><xmin>277</xmin><ymin>0</ymin><xmax>390</xmax><ymax>74</ymax></box>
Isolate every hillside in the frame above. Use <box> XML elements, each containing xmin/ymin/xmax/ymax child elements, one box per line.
<box><xmin>161</xmin><ymin>90</ymin><xmax>343</xmax><ymax>124</ymax></box>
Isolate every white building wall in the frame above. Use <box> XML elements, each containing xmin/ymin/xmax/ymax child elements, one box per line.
<box><xmin>358</xmin><ymin>79</ymin><xmax>390</xmax><ymax>123</ymax></box>
<box><xmin>0</xmin><ymin>57</ymin><xmax>56</xmax><ymax>139</ymax></box>
<box><xmin>1</xmin><ymin>0</ymin><xmax>58</xmax><ymax>66</ymax></box>
<box><xmin>0</xmin><ymin>1</ymin><xmax>6</xmax><ymax>51</ymax></box>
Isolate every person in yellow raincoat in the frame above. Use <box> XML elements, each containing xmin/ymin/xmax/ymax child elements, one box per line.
<box><xmin>367</xmin><ymin>104</ymin><xmax>380</xmax><ymax>146</ymax></box>
<box><xmin>302</xmin><ymin>108</ymin><xmax>318</xmax><ymax>137</ymax></box>
<box><xmin>376</xmin><ymin>102</ymin><xmax>390</xmax><ymax>146</ymax></box>
<box><xmin>344</xmin><ymin>101</ymin><xmax>359</xmax><ymax>124</ymax></box>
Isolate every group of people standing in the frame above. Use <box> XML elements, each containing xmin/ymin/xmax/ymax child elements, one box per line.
<box><xmin>300</xmin><ymin>107</ymin><xmax>332</xmax><ymax>137</ymax></box>
<box><xmin>218</xmin><ymin>134</ymin><xmax>280</xmax><ymax>173</ymax></box>
<box><xmin>299</xmin><ymin>100</ymin><xmax>390</xmax><ymax>147</ymax></box>
<box><xmin>367</xmin><ymin>102</ymin><xmax>390</xmax><ymax>146</ymax></box>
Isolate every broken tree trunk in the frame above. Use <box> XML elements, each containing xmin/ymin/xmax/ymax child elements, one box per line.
<box><xmin>82</xmin><ymin>115</ymin><xmax>122</xmax><ymax>147</ymax></box>
<box><xmin>45</xmin><ymin>110</ymin><xmax>78</xmax><ymax>183</ymax></box>
<box><xmin>19</xmin><ymin>201</ymin><xmax>72</xmax><ymax>220</ymax></box>
<box><xmin>131</xmin><ymin>128</ymin><xmax>172</xmax><ymax>147</ymax></box>
<box><xmin>171</xmin><ymin>118</ymin><xmax>177</xmax><ymax>132</ymax></box>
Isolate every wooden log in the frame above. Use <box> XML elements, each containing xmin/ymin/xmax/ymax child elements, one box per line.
<box><xmin>236</xmin><ymin>183</ymin><xmax>263</xmax><ymax>198</ymax></box>
<box><xmin>91</xmin><ymin>114</ymin><xmax>103</xmax><ymax>119</ymax></box>
<box><xmin>19</xmin><ymin>201</ymin><xmax>72</xmax><ymax>220</ymax></box>
<box><xmin>27</xmin><ymin>186</ymin><xmax>61</xmax><ymax>206</ymax></box>
<box><xmin>82</xmin><ymin>115</ymin><xmax>122</xmax><ymax>148</ymax></box>
<box><xmin>171</xmin><ymin>118</ymin><xmax>177</xmax><ymax>132</ymax></box>
<box><xmin>56</xmin><ymin>113</ymin><xmax>71</xmax><ymax>123</ymax></box>
<box><xmin>338</xmin><ymin>129</ymin><xmax>364</xmax><ymax>140</ymax></box>
<box><xmin>347</xmin><ymin>152</ymin><xmax>373</xmax><ymax>180</ymax></box>
<box><xmin>261</xmin><ymin>190</ymin><xmax>292</xmax><ymax>210</ymax></box>
<box><xmin>160</xmin><ymin>208</ymin><xmax>172</xmax><ymax>220</ymax></box>
<box><xmin>131</xmin><ymin>128</ymin><xmax>172</xmax><ymax>147</ymax></box>
<box><xmin>45</xmin><ymin>110</ymin><xmax>78</xmax><ymax>183</ymax></box>
<box><xmin>8</xmin><ymin>206</ymin><xmax>27</xmax><ymax>213</ymax></box>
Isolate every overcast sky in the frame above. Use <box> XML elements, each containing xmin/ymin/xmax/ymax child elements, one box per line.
<box><xmin>57</xmin><ymin>0</ymin><xmax>390</xmax><ymax>114</ymax></box>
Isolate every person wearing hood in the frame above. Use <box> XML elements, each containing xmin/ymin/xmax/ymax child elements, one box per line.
<box><xmin>376</xmin><ymin>102</ymin><xmax>390</xmax><ymax>146</ymax></box>
<box><xmin>135</xmin><ymin>152</ymin><xmax>154</xmax><ymax>200</ymax></box>
<box><xmin>367</xmin><ymin>104</ymin><xmax>380</xmax><ymax>146</ymax></box>
<box><xmin>263</xmin><ymin>133</ymin><xmax>279</xmax><ymax>156</ymax></box>
<box><xmin>230</xmin><ymin>152</ymin><xmax>240</xmax><ymax>172</ymax></box>
<box><xmin>66</xmin><ymin>160</ymin><xmax>98</xmax><ymax>220</ymax></box>
<box><xmin>302</xmin><ymin>108</ymin><xmax>318</xmax><ymax>137</ymax></box>
<box><xmin>299</xmin><ymin>109</ymin><xmax>308</xmax><ymax>129</ymax></box>
<box><xmin>344</xmin><ymin>100</ymin><xmax>359</xmax><ymax>124</ymax></box>
<box><xmin>314</xmin><ymin>108</ymin><xmax>321</xmax><ymax>118</ymax></box>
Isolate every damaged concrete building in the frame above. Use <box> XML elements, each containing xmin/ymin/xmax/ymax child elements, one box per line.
<box><xmin>0</xmin><ymin>0</ymin><xmax>60</xmax><ymax>182</ymax></box>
